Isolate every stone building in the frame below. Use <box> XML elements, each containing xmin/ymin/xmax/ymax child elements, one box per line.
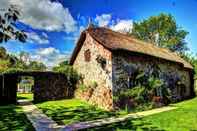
<box><xmin>70</xmin><ymin>26</ymin><xmax>195</xmax><ymax>110</ymax></box>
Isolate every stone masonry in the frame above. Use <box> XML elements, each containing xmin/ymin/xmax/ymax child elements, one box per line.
<box><xmin>73</xmin><ymin>33</ymin><xmax>113</xmax><ymax>110</ymax></box>
<box><xmin>72</xmin><ymin>27</ymin><xmax>195</xmax><ymax>110</ymax></box>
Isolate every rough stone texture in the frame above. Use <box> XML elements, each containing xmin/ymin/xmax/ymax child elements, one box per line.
<box><xmin>0</xmin><ymin>72</ymin><xmax>71</xmax><ymax>105</ymax></box>
<box><xmin>33</xmin><ymin>73</ymin><xmax>71</xmax><ymax>103</ymax></box>
<box><xmin>112</xmin><ymin>51</ymin><xmax>194</xmax><ymax>101</ymax></box>
<box><xmin>73</xmin><ymin>33</ymin><xmax>113</xmax><ymax>110</ymax></box>
<box><xmin>73</xmin><ymin>33</ymin><xmax>194</xmax><ymax>110</ymax></box>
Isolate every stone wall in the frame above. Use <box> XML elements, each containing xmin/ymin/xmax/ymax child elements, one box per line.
<box><xmin>0</xmin><ymin>72</ymin><xmax>71</xmax><ymax>105</ymax></box>
<box><xmin>33</xmin><ymin>73</ymin><xmax>71</xmax><ymax>102</ymax></box>
<box><xmin>112</xmin><ymin>51</ymin><xmax>194</xmax><ymax>102</ymax></box>
<box><xmin>73</xmin><ymin>33</ymin><xmax>194</xmax><ymax>110</ymax></box>
<box><xmin>73</xmin><ymin>33</ymin><xmax>113</xmax><ymax>110</ymax></box>
<box><xmin>0</xmin><ymin>74</ymin><xmax>17</xmax><ymax>105</ymax></box>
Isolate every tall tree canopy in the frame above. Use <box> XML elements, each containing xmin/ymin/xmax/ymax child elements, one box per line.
<box><xmin>0</xmin><ymin>5</ymin><xmax>27</xmax><ymax>43</ymax></box>
<box><xmin>131</xmin><ymin>14</ymin><xmax>188</xmax><ymax>53</ymax></box>
<box><xmin>181</xmin><ymin>53</ymin><xmax>197</xmax><ymax>77</ymax></box>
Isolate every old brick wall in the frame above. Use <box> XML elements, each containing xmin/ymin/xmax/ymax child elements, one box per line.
<box><xmin>73</xmin><ymin>33</ymin><xmax>113</xmax><ymax>110</ymax></box>
<box><xmin>112</xmin><ymin>51</ymin><xmax>193</xmax><ymax>102</ymax></box>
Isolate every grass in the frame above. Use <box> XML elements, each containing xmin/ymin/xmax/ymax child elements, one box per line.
<box><xmin>36</xmin><ymin>97</ymin><xmax>197</xmax><ymax>130</ymax></box>
<box><xmin>87</xmin><ymin>97</ymin><xmax>197</xmax><ymax>131</ymax></box>
<box><xmin>17</xmin><ymin>93</ymin><xmax>33</xmax><ymax>101</ymax></box>
<box><xmin>0</xmin><ymin>105</ymin><xmax>34</xmax><ymax>131</ymax></box>
<box><xmin>36</xmin><ymin>99</ymin><xmax>119</xmax><ymax>125</ymax></box>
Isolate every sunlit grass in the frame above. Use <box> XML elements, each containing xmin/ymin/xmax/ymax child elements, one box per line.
<box><xmin>88</xmin><ymin>97</ymin><xmax>197</xmax><ymax>131</ymax></box>
<box><xmin>17</xmin><ymin>93</ymin><xmax>33</xmax><ymax>101</ymax></box>
<box><xmin>36</xmin><ymin>99</ymin><xmax>118</xmax><ymax>125</ymax></box>
<box><xmin>0</xmin><ymin>105</ymin><xmax>34</xmax><ymax>131</ymax></box>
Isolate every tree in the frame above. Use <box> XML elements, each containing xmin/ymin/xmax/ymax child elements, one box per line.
<box><xmin>0</xmin><ymin>47</ymin><xmax>7</xmax><ymax>59</ymax></box>
<box><xmin>59</xmin><ymin>60</ymin><xmax>69</xmax><ymax>67</ymax></box>
<box><xmin>52</xmin><ymin>60</ymin><xmax>69</xmax><ymax>71</ymax></box>
<box><xmin>131</xmin><ymin>14</ymin><xmax>188</xmax><ymax>53</ymax></box>
<box><xmin>181</xmin><ymin>53</ymin><xmax>197</xmax><ymax>77</ymax></box>
<box><xmin>28</xmin><ymin>61</ymin><xmax>47</xmax><ymax>71</ymax></box>
<box><xmin>0</xmin><ymin>59</ymin><xmax>10</xmax><ymax>72</ymax></box>
<box><xmin>0</xmin><ymin>5</ymin><xmax>27</xmax><ymax>43</ymax></box>
<box><xmin>19</xmin><ymin>51</ymin><xmax>30</xmax><ymax>64</ymax></box>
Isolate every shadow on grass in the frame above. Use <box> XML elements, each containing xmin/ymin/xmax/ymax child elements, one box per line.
<box><xmin>38</xmin><ymin>103</ymin><xmax>167</xmax><ymax>130</ymax></box>
<box><xmin>17</xmin><ymin>96</ymin><xmax>28</xmax><ymax>100</ymax></box>
<box><xmin>0</xmin><ymin>105</ymin><xmax>35</xmax><ymax>131</ymax></box>
<box><xmin>83</xmin><ymin>118</ymin><xmax>165</xmax><ymax>131</ymax></box>
<box><xmin>17</xmin><ymin>93</ymin><xmax>33</xmax><ymax>101</ymax></box>
<box><xmin>39</xmin><ymin>105</ymin><xmax>119</xmax><ymax>125</ymax></box>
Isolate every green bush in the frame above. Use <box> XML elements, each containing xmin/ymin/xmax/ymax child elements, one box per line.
<box><xmin>78</xmin><ymin>81</ymin><xmax>98</xmax><ymax>92</ymax></box>
<box><xmin>78</xmin><ymin>84</ymin><xmax>87</xmax><ymax>92</ymax></box>
<box><xmin>54</xmin><ymin>65</ymin><xmax>81</xmax><ymax>86</ymax></box>
<box><xmin>114</xmin><ymin>72</ymin><xmax>171</xmax><ymax>111</ymax></box>
<box><xmin>2</xmin><ymin>68</ymin><xmax>24</xmax><ymax>74</ymax></box>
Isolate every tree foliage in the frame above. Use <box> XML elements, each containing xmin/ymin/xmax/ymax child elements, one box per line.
<box><xmin>0</xmin><ymin>5</ymin><xmax>27</xmax><ymax>43</ymax></box>
<box><xmin>28</xmin><ymin>61</ymin><xmax>47</xmax><ymax>71</ymax></box>
<box><xmin>181</xmin><ymin>53</ymin><xmax>197</xmax><ymax>77</ymax></box>
<box><xmin>53</xmin><ymin>60</ymin><xmax>81</xmax><ymax>85</ymax></box>
<box><xmin>131</xmin><ymin>13</ymin><xmax>188</xmax><ymax>53</ymax></box>
<box><xmin>52</xmin><ymin>60</ymin><xmax>69</xmax><ymax>71</ymax></box>
<box><xmin>0</xmin><ymin>47</ymin><xmax>47</xmax><ymax>73</ymax></box>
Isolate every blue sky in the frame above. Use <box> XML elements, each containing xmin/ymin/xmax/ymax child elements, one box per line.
<box><xmin>1</xmin><ymin>0</ymin><xmax>197</xmax><ymax>67</ymax></box>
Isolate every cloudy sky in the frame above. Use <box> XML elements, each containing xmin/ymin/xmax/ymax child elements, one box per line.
<box><xmin>1</xmin><ymin>0</ymin><xmax>197</xmax><ymax>67</ymax></box>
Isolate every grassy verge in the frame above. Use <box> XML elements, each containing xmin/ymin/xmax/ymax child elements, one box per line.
<box><xmin>36</xmin><ymin>97</ymin><xmax>197</xmax><ymax>130</ymax></box>
<box><xmin>88</xmin><ymin>97</ymin><xmax>197</xmax><ymax>131</ymax></box>
<box><xmin>36</xmin><ymin>99</ymin><xmax>119</xmax><ymax>125</ymax></box>
<box><xmin>0</xmin><ymin>105</ymin><xmax>34</xmax><ymax>131</ymax></box>
<box><xmin>17</xmin><ymin>93</ymin><xmax>33</xmax><ymax>101</ymax></box>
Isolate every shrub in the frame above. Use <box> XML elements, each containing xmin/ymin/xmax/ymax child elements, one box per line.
<box><xmin>114</xmin><ymin>72</ymin><xmax>172</xmax><ymax>111</ymax></box>
<box><xmin>54</xmin><ymin>65</ymin><xmax>81</xmax><ymax>86</ymax></box>
<box><xmin>77</xmin><ymin>81</ymin><xmax>98</xmax><ymax>96</ymax></box>
<box><xmin>78</xmin><ymin>84</ymin><xmax>87</xmax><ymax>92</ymax></box>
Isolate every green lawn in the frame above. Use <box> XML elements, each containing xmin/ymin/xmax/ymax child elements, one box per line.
<box><xmin>36</xmin><ymin>99</ymin><xmax>119</xmax><ymax>125</ymax></box>
<box><xmin>0</xmin><ymin>105</ymin><xmax>34</xmax><ymax>131</ymax></box>
<box><xmin>36</xmin><ymin>97</ymin><xmax>197</xmax><ymax>130</ymax></box>
<box><xmin>87</xmin><ymin>97</ymin><xmax>197</xmax><ymax>131</ymax></box>
<box><xmin>17</xmin><ymin>93</ymin><xmax>33</xmax><ymax>101</ymax></box>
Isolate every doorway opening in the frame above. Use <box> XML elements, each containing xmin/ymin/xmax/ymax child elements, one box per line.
<box><xmin>17</xmin><ymin>76</ymin><xmax>34</xmax><ymax>101</ymax></box>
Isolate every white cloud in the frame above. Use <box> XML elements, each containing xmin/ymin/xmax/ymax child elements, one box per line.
<box><xmin>37</xmin><ymin>47</ymin><xmax>59</xmax><ymax>56</ymax></box>
<box><xmin>0</xmin><ymin>0</ymin><xmax>77</xmax><ymax>32</ymax></box>
<box><xmin>31</xmin><ymin>47</ymin><xmax>71</xmax><ymax>68</ymax></box>
<box><xmin>111</xmin><ymin>20</ymin><xmax>133</xmax><ymax>33</ymax></box>
<box><xmin>95</xmin><ymin>14</ymin><xmax>112</xmax><ymax>27</ymax></box>
<box><xmin>27</xmin><ymin>32</ymin><xmax>49</xmax><ymax>44</ymax></box>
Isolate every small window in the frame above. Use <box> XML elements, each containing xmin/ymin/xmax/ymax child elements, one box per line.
<box><xmin>96</xmin><ymin>55</ymin><xmax>107</xmax><ymax>69</ymax></box>
<box><xmin>84</xmin><ymin>49</ymin><xmax>91</xmax><ymax>62</ymax></box>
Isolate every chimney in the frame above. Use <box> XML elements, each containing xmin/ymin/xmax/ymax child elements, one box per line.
<box><xmin>87</xmin><ymin>17</ymin><xmax>95</xmax><ymax>29</ymax></box>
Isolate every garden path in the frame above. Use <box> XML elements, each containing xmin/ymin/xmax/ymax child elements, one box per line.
<box><xmin>18</xmin><ymin>100</ymin><xmax>177</xmax><ymax>131</ymax></box>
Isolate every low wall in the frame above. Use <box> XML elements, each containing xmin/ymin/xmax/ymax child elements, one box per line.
<box><xmin>0</xmin><ymin>71</ymin><xmax>73</xmax><ymax>105</ymax></box>
<box><xmin>33</xmin><ymin>73</ymin><xmax>73</xmax><ymax>102</ymax></box>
